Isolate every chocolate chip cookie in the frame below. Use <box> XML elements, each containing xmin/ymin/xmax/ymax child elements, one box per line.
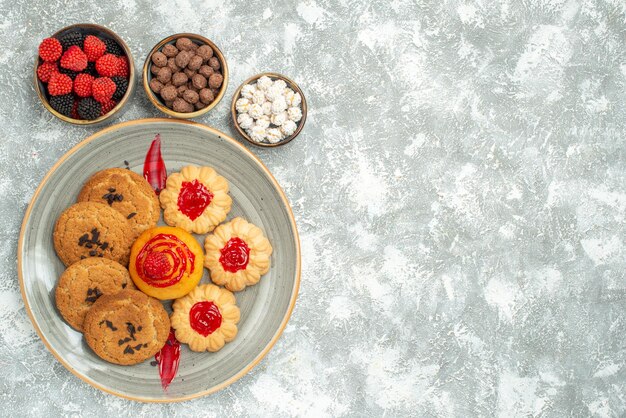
<box><xmin>83</xmin><ymin>289</ymin><xmax>170</xmax><ymax>365</ymax></box>
<box><xmin>77</xmin><ymin>168</ymin><xmax>160</xmax><ymax>239</ymax></box>
<box><xmin>53</xmin><ymin>201</ymin><xmax>133</xmax><ymax>267</ymax></box>
<box><xmin>55</xmin><ymin>258</ymin><xmax>136</xmax><ymax>332</ymax></box>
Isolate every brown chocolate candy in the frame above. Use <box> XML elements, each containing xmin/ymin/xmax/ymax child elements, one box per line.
<box><xmin>172</xmin><ymin>97</ymin><xmax>194</xmax><ymax>113</ymax></box>
<box><xmin>182</xmin><ymin>89</ymin><xmax>199</xmax><ymax>104</ymax></box>
<box><xmin>172</xmin><ymin>72</ymin><xmax>188</xmax><ymax>87</ymax></box>
<box><xmin>195</xmin><ymin>101</ymin><xmax>207</xmax><ymax>110</ymax></box>
<box><xmin>188</xmin><ymin>55</ymin><xmax>203</xmax><ymax>71</ymax></box>
<box><xmin>167</xmin><ymin>58</ymin><xmax>179</xmax><ymax>73</ymax></box>
<box><xmin>184</xmin><ymin>68</ymin><xmax>196</xmax><ymax>78</ymax></box>
<box><xmin>160</xmin><ymin>85</ymin><xmax>178</xmax><ymax>101</ymax></box>
<box><xmin>175</xmin><ymin>51</ymin><xmax>191</xmax><ymax>69</ymax></box>
<box><xmin>191</xmin><ymin>74</ymin><xmax>207</xmax><ymax>89</ymax></box>
<box><xmin>162</xmin><ymin>44</ymin><xmax>178</xmax><ymax>58</ymax></box>
<box><xmin>149</xmin><ymin>78</ymin><xmax>164</xmax><ymax>94</ymax></box>
<box><xmin>151</xmin><ymin>51</ymin><xmax>167</xmax><ymax>67</ymax></box>
<box><xmin>196</xmin><ymin>45</ymin><xmax>213</xmax><ymax>62</ymax></box>
<box><xmin>150</xmin><ymin>65</ymin><xmax>161</xmax><ymax>76</ymax></box>
<box><xmin>198</xmin><ymin>65</ymin><xmax>214</xmax><ymax>78</ymax></box>
<box><xmin>175</xmin><ymin>37</ymin><xmax>194</xmax><ymax>51</ymax></box>
<box><xmin>176</xmin><ymin>84</ymin><xmax>188</xmax><ymax>96</ymax></box>
<box><xmin>199</xmin><ymin>88</ymin><xmax>214</xmax><ymax>104</ymax></box>
<box><xmin>156</xmin><ymin>67</ymin><xmax>172</xmax><ymax>83</ymax></box>
<box><xmin>208</xmin><ymin>73</ymin><xmax>223</xmax><ymax>89</ymax></box>
<box><xmin>208</xmin><ymin>57</ymin><xmax>220</xmax><ymax>70</ymax></box>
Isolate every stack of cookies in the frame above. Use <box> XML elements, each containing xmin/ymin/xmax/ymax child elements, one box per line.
<box><xmin>53</xmin><ymin>168</ymin><xmax>169</xmax><ymax>365</ymax></box>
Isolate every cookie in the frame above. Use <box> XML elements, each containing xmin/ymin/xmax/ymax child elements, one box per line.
<box><xmin>77</xmin><ymin>168</ymin><xmax>160</xmax><ymax>239</ymax></box>
<box><xmin>159</xmin><ymin>165</ymin><xmax>232</xmax><ymax>234</ymax></box>
<box><xmin>53</xmin><ymin>202</ymin><xmax>133</xmax><ymax>267</ymax></box>
<box><xmin>55</xmin><ymin>258</ymin><xmax>136</xmax><ymax>332</ymax></box>
<box><xmin>128</xmin><ymin>226</ymin><xmax>204</xmax><ymax>301</ymax></box>
<box><xmin>171</xmin><ymin>284</ymin><xmax>240</xmax><ymax>352</ymax></box>
<box><xmin>204</xmin><ymin>217</ymin><xmax>272</xmax><ymax>292</ymax></box>
<box><xmin>83</xmin><ymin>289</ymin><xmax>170</xmax><ymax>365</ymax></box>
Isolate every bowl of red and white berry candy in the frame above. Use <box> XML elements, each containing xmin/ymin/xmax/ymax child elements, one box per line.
<box><xmin>35</xmin><ymin>24</ymin><xmax>135</xmax><ymax>125</ymax></box>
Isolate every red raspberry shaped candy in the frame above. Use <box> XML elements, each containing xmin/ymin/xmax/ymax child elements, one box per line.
<box><xmin>100</xmin><ymin>99</ymin><xmax>117</xmax><ymax>115</ymax></box>
<box><xmin>143</xmin><ymin>252</ymin><xmax>171</xmax><ymax>279</ymax></box>
<box><xmin>117</xmin><ymin>56</ymin><xmax>129</xmax><ymax>77</ymax></box>
<box><xmin>37</xmin><ymin>61</ymin><xmax>58</xmax><ymax>83</ymax></box>
<box><xmin>47</xmin><ymin>73</ymin><xmax>73</xmax><ymax>96</ymax></box>
<box><xmin>60</xmin><ymin>45</ymin><xmax>88</xmax><ymax>72</ymax></box>
<box><xmin>83</xmin><ymin>35</ymin><xmax>106</xmax><ymax>62</ymax></box>
<box><xmin>92</xmin><ymin>77</ymin><xmax>116</xmax><ymax>103</ymax></box>
<box><xmin>73</xmin><ymin>73</ymin><xmax>95</xmax><ymax>97</ymax></box>
<box><xmin>95</xmin><ymin>54</ymin><xmax>120</xmax><ymax>77</ymax></box>
<box><xmin>38</xmin><ymin>38</ymin><xmax>62</xmax><ymax>62</ymax></box>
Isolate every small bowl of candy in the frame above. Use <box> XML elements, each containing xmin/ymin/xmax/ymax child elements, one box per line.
<box><xmin>143</xmin><ymin>33</ymin><xmax>228</xmax><ymax>118</ymax></box>
<box><xmin>231</xmin><ymin>73</ymin><xmax>306</xmax><ymax>147</ymax></box>
<box><xmin>34</xmin><ymin>23</ymin><xmax>135</xmax><ymax>125</ymax></box>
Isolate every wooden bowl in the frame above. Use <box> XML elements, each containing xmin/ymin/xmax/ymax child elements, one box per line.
<box><xmin>143</xmin><ymin>33</ymin><xmax>228</xmax><ymax>119</ymax></box>
<box><xmin>231</xmin><ymin>73</ymin><xmax>307</xmax><ymax>147</ymax></box>
<box><xmin>34</xmin><ymin>23</ymin><xmax>136</xmax><ymax>125</ymax></box>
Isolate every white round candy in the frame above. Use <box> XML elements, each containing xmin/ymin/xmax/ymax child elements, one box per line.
<box><xmin>235</xmin><ymin>98</ymin><xmax>250</xmax><ymax>113</ymax></box>
<box><xmin>287</xmin><ymin>106</ymin><xmax>302</xmax><ymax>122</ymax></box>
<box><xmin>266</xmin><ymin>128</ymin><xmax>284</xmax><ymax>144</ymax></box>
<box><xmin>287</xmin><ymin>92</ymin><xmax>301</xmax><ymax>107</ymax></box>
<box><xmin>281</xmin><ymin>120</ymin><xmax>297</xmax><ymax>136</ymax></box>
<box><xmin>250</xmin><ymin>125</ymin><xmax>267</xmax><ymax>142</ymax></box>
<box><xmin>256</xmin><ymin>76</ymin><xmax>273</xmax><ymax>91</ymax></box>
<box><xmin>265</xmin><ymin>85</ymin><xmax>283</xmax><ymax>102</ymax></box>
<box><xmin>248</xmin><ymin>103</ymin><xmax>264</xmax><ymax>119</ymax></box>
<box><xmin>252</xmin><ymin>90</ymin><xmax>266</xmax><ymax>105</ymax></box>
<box><xmin>240</xmin><ymin>84</ymin><xmax>256</xmax><ymax>99</ymax></box>
<box><xmin>271</xmin><ymin>97</ymin><xmax>287</xmax><ymax>114</ymax></box>
<box><xmin>270</xmin><ymin>111</ymin><xmax>288</xmax><ymax>126</ymax></box>
<box><xmin>255</xmin><ymin>116</ymin><xmax>270</xmax><ymax>129</ymax></box>
<box><xmin>273</xmin><ymin>79</ymin><xmax>287</xmax><ymax>91</ymax></box>
<box><xmin>237</xmin><ymin>113</ymin><xmax>254</xmax><ymax>130</ymax></box>
<box><xmin>262</xmin><ymin>101</ymin><xmax>272</xmax><ymax>115</ymax></box>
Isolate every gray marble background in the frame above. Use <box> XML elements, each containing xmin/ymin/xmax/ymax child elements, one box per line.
<box><xmin>1</xmin><ymin>0</ymin><xmax>625</xmax><ymax>417</ymax></box>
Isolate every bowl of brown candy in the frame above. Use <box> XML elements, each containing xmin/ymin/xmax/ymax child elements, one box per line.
<box><xmin>142</xmin><ymin>33</ymin><xmax>228</xmax><ymax>118</ymax></box>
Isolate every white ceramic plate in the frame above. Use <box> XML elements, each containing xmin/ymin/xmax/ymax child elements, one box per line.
<box><xmin>18</xmin><ymin>119</ymin><xmax>300</xmax><ymax>402</ymax></box>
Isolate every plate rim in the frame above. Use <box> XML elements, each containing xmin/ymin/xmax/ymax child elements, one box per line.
<box><xmin>17</xmin><ymin>118</ymin><xmax>301</xmax><ymax>403</ymax></box>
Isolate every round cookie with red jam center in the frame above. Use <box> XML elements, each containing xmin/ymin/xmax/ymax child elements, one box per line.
<box><xmin>159</xmin><ymin>165</ymin><xmax>232</xmax><ymax>234</ymax></box>
<box><xmin>53</xmin><ymin>202</ymin><xmax>134</xmax><ymax>267</ymax></box>
<box><xmin>129</xmin><ymin>226</ymin><xmax>204</xmax><ymax>300</ymax></box>
<box><xmin>55</xmin><ymin>258</ymin><xmax>136</xmax><ymax>332</ymax></box>
<box><xmin>171</xmin><ymin>284</ymin><xmax>240</xmax><ymax>352</ymax></box>
<box><xmin>204</xmin><ymin>217</ymin><xmax>272</xmax><ymax>292</ymax></box>
<box><xmin>77</xmin><ymin>168</ymin><xmax>160</xmax><ymax>240</ymax></box>
<box><xmin>83</xmin><ymin>289</ymin><xmax>170</xmax><ymax>365</ymax></box>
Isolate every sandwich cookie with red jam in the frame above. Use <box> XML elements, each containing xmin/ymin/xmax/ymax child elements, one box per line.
<box><xmin>204</xmin><ymin>217</ymin><xmax>272</xmax><ymax>292</ymax></box>
<box><xmin>159</xmin><ymin>165</ymin><xmax>232</xmax><ymax>234</ymax></box>
<box><xmin>171</xmin><ymin>284</ymin><xmax>240</xmax><ymax>352</ymax></box>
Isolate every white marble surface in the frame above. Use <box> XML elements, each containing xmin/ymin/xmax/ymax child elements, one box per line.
<box><xmin>1</xmin><ymin>0</ymin><xmax>626</xmax><ymax>416</ymax></box>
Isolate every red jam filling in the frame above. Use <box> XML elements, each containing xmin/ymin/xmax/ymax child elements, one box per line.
<box><xmin>143</xmin><ymin>133</ymin><xmax>167</xmax><ymax>195</ymax></box>
<box><xmin>155</xmin><ymin>329</ymin><xmax>180</xmax><ymax>390</ymax></box>
<box><xmin>177</xmin><ymin>179</ymin><xmax>213</xmax><ymax>221</ymax></box>
<box><xmin>135</xmin><ymin>233</ymin><xmax>195</xmax><ymax>288</ymax></box>
<box><xmin>189</xmin><ymin>301</ymin><xmax>222</xmax><ymax>336</ymax></box>
<box><xmin>219</xmin><ymin>237</ymin><xmax>250</xmax><ymax>273</ymax></box>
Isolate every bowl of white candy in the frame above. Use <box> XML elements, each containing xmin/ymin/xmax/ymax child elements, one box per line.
<box><xmin>231</xmin><ymin>73</ymin><xmax>307</xmax><ymax>147</ymax></box>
